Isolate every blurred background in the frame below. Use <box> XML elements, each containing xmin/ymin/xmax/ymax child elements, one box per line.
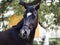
<box><xmin>0</xmin><ymin>0</ymin><xmax>60</xmax><ymax>45</ymax></box>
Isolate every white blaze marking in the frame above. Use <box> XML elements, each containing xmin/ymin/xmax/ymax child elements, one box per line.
<box><xmin>27</xmin><ymin>12</ymin><xmax>32</xmax><ymax>17</ymax></box>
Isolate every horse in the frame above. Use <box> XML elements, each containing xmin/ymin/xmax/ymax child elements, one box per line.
<box><xmin>0</xmin><ymin>3</ymin><xmax>40</xmax><ymax>45</ymax></box>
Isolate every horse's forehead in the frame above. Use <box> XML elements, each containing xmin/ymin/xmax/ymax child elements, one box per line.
<box><xmin>26</xmin><ymin>6</ymin><xmax>34</xmax><ymax>17</ymax></box>
<box><xmin>28</xmin><ymin>6</ymin><xmax>34</xmax><ymax>8</ymax></box>
<box><xmin>27</xmin><ymin>6</ymin><xmax>35</xmax><ymax>10</ymax></box>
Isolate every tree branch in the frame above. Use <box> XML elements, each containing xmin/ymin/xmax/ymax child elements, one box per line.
<box><xmin>39</xmin><ymin>22</ymin><xmax>47</xmax><ymax>29</ymax></box>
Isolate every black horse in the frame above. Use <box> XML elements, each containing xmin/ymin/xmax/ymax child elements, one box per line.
<box><xmin>0</xmin><ymin>3</ymin><xmax>40</xmax><ymax>45</ymax></box>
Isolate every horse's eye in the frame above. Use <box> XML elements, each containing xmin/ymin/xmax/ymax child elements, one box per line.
<box><xmin>33</xmin><ymin>11</ymin><xmax>37</xmax><ymax>16</ymax></box>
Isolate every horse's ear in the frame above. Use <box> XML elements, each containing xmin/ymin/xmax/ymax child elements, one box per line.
<box><xmin>23</xmin><ymin>3</ymin><xmax>27</xmax><ymax>9</ymax></box>
<box><xmin>35</xmin><ymin>3</ymin><xmax>40</xmax><ymax>10</ymax></box>
<box><xmin>24</xmin><ymin>5</ymin><xmax>27</xmax><ymax>9</ymax></box>
<box><xmin>19</xmin><ymin>2</ymin><xmax>27</xmax><ymax>9</ymax></box>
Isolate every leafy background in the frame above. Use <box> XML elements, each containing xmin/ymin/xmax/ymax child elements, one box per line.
<box><xmin>0</xmin><ymin>0</ymin><xmax>60</xmax><ymax>45</ymax></box>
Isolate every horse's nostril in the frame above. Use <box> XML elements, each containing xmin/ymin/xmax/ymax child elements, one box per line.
<box><xmin>24</xmin><ymin>31</ymin><xmax>27</xmax><ymax>34</ymax></box>
<box><xmin>23</xmin><ymin>31</ymin><xmax>27</xmax><ymax>38</ymax></box>
<box><xmin>23</xmin><ymin>34</ymin><xmax>25</xmax><ymax>37</ymax></box>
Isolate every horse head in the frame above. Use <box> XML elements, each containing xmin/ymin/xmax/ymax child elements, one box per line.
<box><xmin>19</xmin><ymin>3</ymin><xmax>40</xmax><ymax>39</ymax></box>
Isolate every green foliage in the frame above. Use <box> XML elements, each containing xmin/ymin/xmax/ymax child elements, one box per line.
<box><xmin>0</xmin><ymin>0</ymin><xmax>25</xmax><ymax>16</ymax></box>
<box><xmin>0</xmin><ymin>0</ymin><xmax>9</xmax><ymax>15</ymax></box>
<box><xmin>23</xmin><ymin>0</ymin><xmax>34</xmax><ymax>3</ymax></box>
<box><xmin>38</xmin><ymin>1</ymin><xmax>50</xmax><ymax>23</ymax></box>
<box><xmin>49</xmin><ymin>2</ymin><xmax>60</xmax><ymax>26</ymax></box>
<box><xmin>38</xmin><ymin>1</ymin><xmax>60</xmax><ymax>26</ymax></box>
<box><xmin>9</xmin><ymin>0</ymin><xmax>25</xmax><ymax>15</ymax></box>
<box><xmin>40</xmin><ymin>1</ymin><xmax>50</xmax><ymax>14</ymax></box>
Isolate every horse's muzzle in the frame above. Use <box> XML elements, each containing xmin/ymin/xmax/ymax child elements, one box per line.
<box><xmin>19</xmin><ymin>28</ymin><xmax>30</xmax><ymax>39</ymax></box>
